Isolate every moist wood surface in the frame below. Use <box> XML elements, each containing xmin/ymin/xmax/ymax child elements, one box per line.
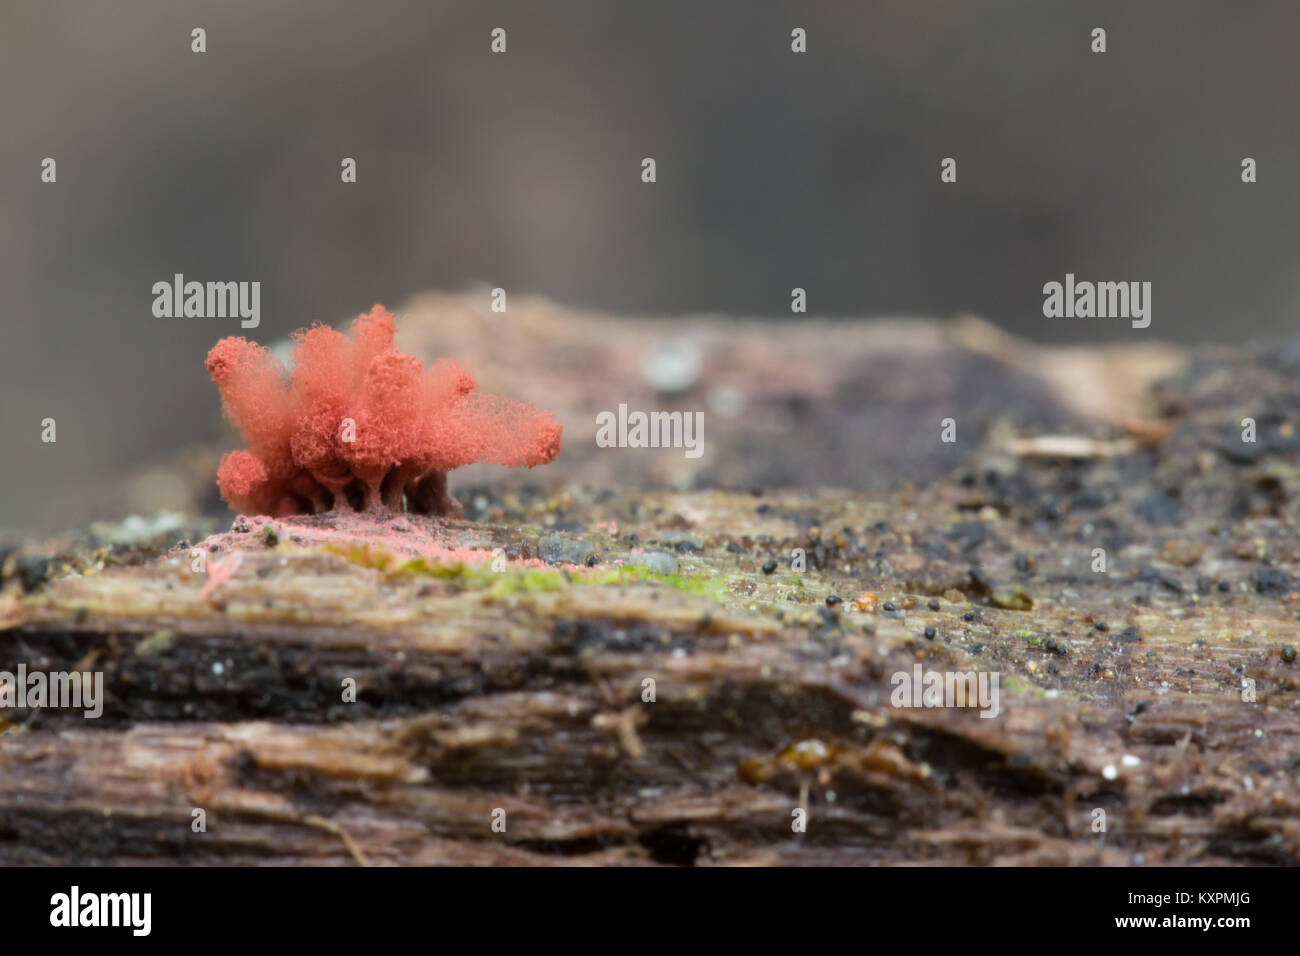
<box><xmin>2</xmin><ymin>304</ymin><xmax>1298</xmax><ymax>865</ymax></box>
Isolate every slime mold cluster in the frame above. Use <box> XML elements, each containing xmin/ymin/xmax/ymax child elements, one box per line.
<box><xmin>207</xmin><ymin>305</ymin><xmax>562</xmax><ymax>518</ymax></box>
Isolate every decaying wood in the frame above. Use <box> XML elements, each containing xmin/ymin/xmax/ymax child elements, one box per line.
<box><xmin>3</xmin><ymin>303</ymin><xmax>1300</xmax><ymax>865</ymax></box>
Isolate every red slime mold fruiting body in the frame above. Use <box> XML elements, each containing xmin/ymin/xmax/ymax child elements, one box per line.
<box><xmin>208</xmin><ymin>305</ymin><xmax>562</xmax><ymax>517</ymax></box>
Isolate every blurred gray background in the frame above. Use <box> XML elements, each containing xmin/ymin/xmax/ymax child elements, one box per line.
<box><xmin>3</xmin><ymin>0</ymin><xmax>1298</xmax><ymax>531</ymax></box>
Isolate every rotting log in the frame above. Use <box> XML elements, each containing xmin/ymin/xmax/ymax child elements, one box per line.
<box><xmin>3</xmin><ymin>308</ymin><xmax>1299</xmax><ymax>865</ymax></box>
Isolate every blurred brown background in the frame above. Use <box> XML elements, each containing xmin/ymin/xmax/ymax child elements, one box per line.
<box><xmin>3</xmin><ymin>1</ymin><xmax>1298</xmax><ymax>531</ymax></box>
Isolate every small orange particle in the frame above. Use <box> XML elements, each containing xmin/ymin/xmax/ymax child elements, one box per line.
<box><xmin>854</xmin><ymin>592</ymin><xmax>879</xmax><ymax>614</ymax></box>
<box><xmin>780</xmin><ymin>739</ymin><xmax>834</xmax><ymax>771</ymax></box>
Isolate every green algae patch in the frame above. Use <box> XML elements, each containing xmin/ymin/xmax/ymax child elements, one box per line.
<box><xmin>324</xmin><ymin>543</ymin><xmax>399</xmax><ymax>572</ymax></box>
<box><xmin>489</xmin><ymin>568</ymin><xmax>567</xmax><ymax>596</ymax></box>
<box><xmin>488</xmin><ymin>564</ymin><xmax>731</xmax><ymax>600</ymax></box>
<box><xmin>320</xmin><ymin>540</ymin><xmax>732</xmax><ymax>602</ymax></box>
<box><xmin>580</xmin><ymin>565</ymin><xmax>732</xmax><ymax>600</ymax></box>
<box><xmin>392</xmin><ymin>557</ymin><xmax>483</xmax><ymax>579</ymax></box>
<box><xmin>390</xmin><ymin>556</ymin><xmax>729</xmax><ymax>600</ymax></box>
